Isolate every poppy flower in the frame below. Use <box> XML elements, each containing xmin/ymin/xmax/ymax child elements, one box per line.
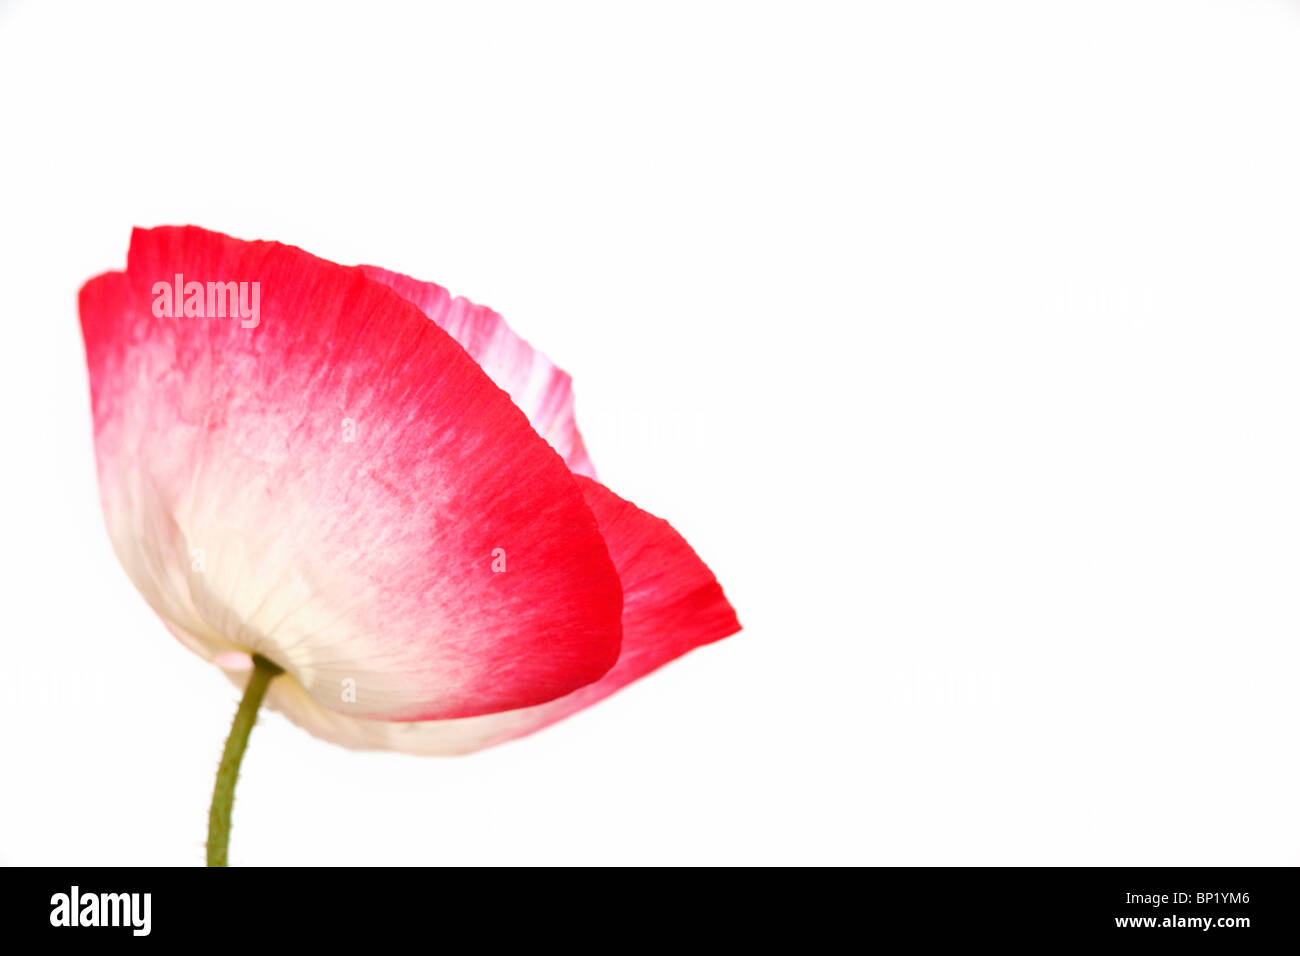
<box><xmin>78</xmin><ymin>226</ymin><xmax>740</xmax><ymax>863</ymax></box>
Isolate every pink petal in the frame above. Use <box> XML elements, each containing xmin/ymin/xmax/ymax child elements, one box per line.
<box><xmin>79</xmin><ymin>226</ymin><xmax>623</xmax><ymax>721</ymax></box>
<box><xmin>361</xmin><ymin>265</ymin><xmax>597</xmax><ymax>478</ymax></box>
<box><xmin>263</xmin><ymin>476</ymin><xmax>741</xmax><ymax>753</ymax></box>
<box><xmin>214</xmin><ymin>651</ymin><xmax>253</xmax><ymax>671</ymax></box>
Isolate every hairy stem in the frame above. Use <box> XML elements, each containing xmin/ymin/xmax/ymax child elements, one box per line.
<box><xmin>207</xmin><ymin>653</ymin><xmax>282</xmax><ymax>867</ymax></box>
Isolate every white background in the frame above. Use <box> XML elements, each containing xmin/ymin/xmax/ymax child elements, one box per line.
<box><xmin>2</xmin><ymin>0</ymin><xmax>1299</xmax><ymax>865</ymax></box>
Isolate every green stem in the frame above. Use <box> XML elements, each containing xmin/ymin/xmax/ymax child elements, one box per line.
<box><xmin>207</xmin><ymin>653</ymin><xmax>282</xmax><ymax>867</ymax></box>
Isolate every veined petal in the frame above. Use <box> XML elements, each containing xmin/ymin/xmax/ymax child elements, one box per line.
<box><xmin>361</xmin><ymin>265</ymin><xmax>597</xmax><ymax>478</ymax></box>
<box><xmin>253</xmin><ymin>476</ymin><xmax>741</xmax><ymax>754</ymax></box>
<box><xmin>79</xmin><ymin>226</ymin><xmax>623</xmax><ymax>721</ymax></box>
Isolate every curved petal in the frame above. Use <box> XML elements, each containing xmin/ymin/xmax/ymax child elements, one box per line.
<box><xmin>250</xmin><ymin>475</ymin><xmax>741</xmax><ymax>754</ymax></box>
<box><xmin>361</xmin><ymin>265</ymin><xmax>597</xmax><ymax>478</ymax></box>
<box><xmin>79</xmin><ymin>226</ymin><xmax>623</xmax><ymax>721</ymax></box>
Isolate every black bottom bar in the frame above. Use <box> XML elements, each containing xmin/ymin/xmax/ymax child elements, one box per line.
<box><xmin>11</xmin><ymin>866</ymin><xmax>1297</xmax><ymax>944</ymax></box>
